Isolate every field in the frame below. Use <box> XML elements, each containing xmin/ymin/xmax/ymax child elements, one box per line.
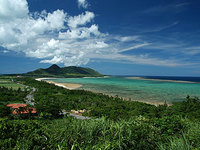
<box><xmin>0</xmin><ymin>77</ymin><xmax>25</xmax><ymax>90</ymax></box>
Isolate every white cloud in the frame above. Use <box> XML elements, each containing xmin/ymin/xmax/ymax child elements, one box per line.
<box><xmin>77</xmin><ymin>0</ymin><xmax>88</xmax><ymax>9</ymax></box>
<box><xmin>2</xmin><ymin>50</ymin><xmax>9</xmax><ymax>53</ymax></box>
<box><xmin>46</xmin><ymin>10</ymin><xmax>67</xmax><ymax>30</ymax></box>
<box><xmin>67</xmin><ymin>11</ymin><xmax>94</xmax><ymax>28</ymax></box>
<box><xmin>0</xmin><ymin>0</ymin><xmax>187</xmax><ymax>67</ymax></box>
<box><xmin>59</xmin><ymin>24</ymin><xmax>100</xmax><ymax>39</ymax></box>
<box><xmin>0</xmin><ymin>5</ymin><xmax>67</xmax><ymax>50</ymax></box>
<box><xmin>183</xmin><ymin>47</ymin><xmax>200</xmax><ymax>55</ymax></box>
<box><xmin>117</xmin><ymin>36</ymin><xmax>139</xmax><ymax>42</ymax></box>
<box><xmin>87</xmin><ymin>41</ymin><xmax>108</xmax><ymax>49</ymax></box>
<box><xmin>119</xmin><ymin>43</ymin><xmax>150</xmax><ymax>52</ymax></box>
<box><xmin>0</xmin><ymin>0</ymin><xmax>28</xmax><ymax>22</ymax></box>
<box><xmin>41</xmin><ymin>52</ymin><xmax>90</xmax><ymax>66</ymax></box>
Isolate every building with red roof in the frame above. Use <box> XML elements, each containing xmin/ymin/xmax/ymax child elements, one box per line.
<box><xmin>6</xmin><ymin>103</ymin><xmax>37</xmax><ymax>115</ymax></box>
<box><xmin>7</xmin><ymin>103</ymin><xmax>27</xmax><ymax>108</ymax></box>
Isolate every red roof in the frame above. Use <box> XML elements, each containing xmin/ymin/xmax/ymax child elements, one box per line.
<box><xmin>6</xmin><ymin>103</ymin><xmax>36</xmax><ymax>115</ymax></box>
<box><xmin>12</xmin><ymin>107</ymin><xmax>37</xmax><ymax>114</ymax></box>
<box><xmin>7</xmin><ymin>103</ymin><xmax>27</xmax><ymax>108</ymax></box>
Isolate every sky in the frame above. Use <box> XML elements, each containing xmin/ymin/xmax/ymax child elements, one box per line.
<box><xmin>0</xmin><ymin>0</ymin><xmax>200</xmax><ymax>76</ymax></box>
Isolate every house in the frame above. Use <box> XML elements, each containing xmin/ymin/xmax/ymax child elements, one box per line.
<box><xmin>71</xmin><ymin>109</ymin><xmax>86</xmax><ymax>115</ymax></box>
<box><xmin>6</xmin><ymin>103</ymin><xmax>37</xmax><ymax>115</ymax></box>
<box><xmin>7</xmin><ymin>103</ymin><xmax>27</xmax><ymax>108</ymax></box>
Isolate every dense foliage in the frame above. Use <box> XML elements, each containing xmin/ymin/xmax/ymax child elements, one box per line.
<box><xmin>0</xmin><ymin>77</ymin><xmax>200</xmax><ymax>149</ymax></box>
<box><xmin>0</xmin><ymin>117</ymin><xmax>199</xmax><ymax>150</ymax></box>
<box><xmin>0</xmin><ymin>86</ymin><xmax>27</xmax><ymax>104</ymax></box>
<box><xmin>25</xmin><ymin>64</ymin><xmax>103</xmax><ymax>77</ymax></box>
<box><xmin>0</xmin><ymin>118</ymin><xmax>47</xmax><ymax>149</ymax></box>
<box><xmin>15</xmin><ymin>77</ymin><xmax>158</xmax><ymax>119</ymax></box>
<box><xmin>0</xmin><ymin>86</ymin><xmax>28</xmax><ymax>118</ymax></box>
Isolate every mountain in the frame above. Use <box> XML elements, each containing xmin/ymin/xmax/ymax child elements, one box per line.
<box><xmin>25</xmin><ymin>64</ymin><xmax>103</xmax><ymax>77</ymax></box>
<box><xmin>46</xmin><ymin>64</ymin><xmax>61</xmax><ymax>74</ymax></box>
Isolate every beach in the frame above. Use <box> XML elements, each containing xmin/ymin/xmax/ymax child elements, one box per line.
<box><xmin>136</xmin><ymin>100</ymin><xmax>172</xmax><ymax>106</ymax></box>
<box><xmin>35</xmin><ymin>78</ymin><xmax>82</xmax><ymax>90</ymax></box>
<box><xmin>49</xmin><ymin>77</ymin><xmax>200</xmax><ymax>104</ymax></box>
<box><xmin>35</xmin><ymin>77</ymin><xmax>167</xmax><ymax>106</ymax></box>
<box><xmin>35</xmin><ymin>76</ymin><xmax>200</xmax><ymax>106</ymax></box>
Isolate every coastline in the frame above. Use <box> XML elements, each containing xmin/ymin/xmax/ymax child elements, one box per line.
<box><xmin>35</xmin><ymin>78</ymin><xmax>82</xmax><ymax>90</ymax></box>
<box><xmin>35</xmin><ymin>77</ymin><xmax>171</xmax><ymax>106</ymax></box>
<box><xmin>135</xmin><ymin>99</ymin><xmax>172</xmax><ymax>106</ymax></box>
<box><xmin>78</xmin><ymin>88</ymin><xmax>170</xmax><ymax>106</ymax></box>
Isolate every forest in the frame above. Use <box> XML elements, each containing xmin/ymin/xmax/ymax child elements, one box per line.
<box><xmin>0</xmin><ymin>77</ymin><xmax>200</xmax><ymax>149</ymax></box>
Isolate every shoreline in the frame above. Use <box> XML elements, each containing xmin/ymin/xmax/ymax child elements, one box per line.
<box><xmin>35</xmin><ymin>78</ymin><xmax>82</xmax><ymax>90</ymax></box>
<box><xmin>135</xmin><ymin>99</ymin><xmax>172</xmax><ymax>106</ymax></box>
<box><xmin>36</xmin><ymin>77</ymin><xmax>171</xmax><ymax>106</ymax></box>
<box><xmin>78</xmin><ymin>88</ymin><xmax>170</xmax><ymax>106</ymax></box>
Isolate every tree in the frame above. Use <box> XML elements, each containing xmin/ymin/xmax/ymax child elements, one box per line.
<box><xmin>0</xmin><ymin>104</ymin><xmax>11</xmax><ymax>117</ymax></box>
<box><xmin>36</xmin><ymin>98</ymin><xmax>62</xmax><ymax>118</ymax></box>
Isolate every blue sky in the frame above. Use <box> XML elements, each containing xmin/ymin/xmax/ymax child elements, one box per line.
<box><xmin>0</xmin><ymin>0</ymin><xmax>200</xmax><ymax>76</ymax></box>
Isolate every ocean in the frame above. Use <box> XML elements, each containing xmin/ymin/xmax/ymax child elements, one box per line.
<box><xmin>48</xmin><ymin>76</ymin><xmax>200</xmax><ymax>104</ymax></box>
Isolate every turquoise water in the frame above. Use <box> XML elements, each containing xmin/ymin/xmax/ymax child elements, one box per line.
<box><xmin>49</xmin><ymin>77</ymin><xmax>200</xmax><ymax>103</ymax></box>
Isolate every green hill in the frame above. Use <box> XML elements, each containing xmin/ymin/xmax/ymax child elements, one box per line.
<box><xmin>25</xmin><ymin>64</ymin><xmax>103</xmax><ymax>77</ymax></box>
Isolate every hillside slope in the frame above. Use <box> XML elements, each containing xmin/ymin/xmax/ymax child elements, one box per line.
<box><xmin>25</xmin><ymin>64</ymin><xmax>103</xmax><ymax>77</ymax></box>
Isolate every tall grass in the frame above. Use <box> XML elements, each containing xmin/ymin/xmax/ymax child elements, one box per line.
<box><xmin>158</xmin><ymin>134</ymin><xmax>191</xmax><ymax>150</ymax></box>
<box><xmin>158</xmin><ymin>119</ymin><xmax>200</xmax><ymax>150</ymax></box>
<box><xmin>2</xmin><ymin>116</ymin><xmax>199</xmax><ymax>150</ymax></box>
<box><xmin>40</xmin><ymin>116</ymin><xmax>162</xmax><ymax>149</ymax></box>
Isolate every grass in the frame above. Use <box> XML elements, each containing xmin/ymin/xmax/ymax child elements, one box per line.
<box><xmin>158</xmin><ymin>119</ymin><xmax>200</xmax><ymax>150</ymax></box>
<box><xmin>6</xmin><ymin>117</ymin><xmax>198</xmax><ymax>150</ymax></box>
<box><xmin>0</xmin><ymin>82</ymin><xmax>25</xmax><ymax>90</ymax></box>
<box><xmin>37</xmin><ymin>116</ymin><xmax>162</xmax><ymax>150</ymax></box>
<box><xmin>0</xmin><ymin>79</ymin><xmax>10</xmax><ymax>82</ymax></box>
<box><xmin>0</xmin><ymin>76</ymin><xmax>26</xmax><ymax>90</ymax></box>
<box><xmin>0</xmin><ymin>76</ymin><xmax>18</xmax><ymax>79</ymax></box>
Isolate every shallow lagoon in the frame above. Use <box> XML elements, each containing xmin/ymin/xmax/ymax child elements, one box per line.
<box><xmin>49</xmin><ymin>76</ymin><xmax>200</xmax><ymax>104</ymax></box>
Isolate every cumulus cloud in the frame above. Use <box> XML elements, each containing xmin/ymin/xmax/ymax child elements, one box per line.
<box><xmin>0</xmin><ymin>7</ymin><xmax>67</xmax><ymax>50</ymax></box>
<box><xmin>0</xmin><ymin>0</ymin><xmax>184</xmax><ymax>67</ymax></box>
<box><xmin>58</xmin><ymin>24</ymin><xmax>100</xmax><ymax>39</ymax></box>
<box><xmin>68</xmin><ymin>11</ymin><xmax>94</xmax><ymax>28</ymax></box>
<box><xmin>0</xmin><ymin>0</ymin><xmax>28</xmax><ymax>22</ymax></box>
<box><xmin>77</xmin><ymin>0</ymin><xmax>88</xmax><ymax>9</ymax></box>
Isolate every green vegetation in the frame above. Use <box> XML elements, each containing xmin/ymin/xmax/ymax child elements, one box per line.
<box><xmin>1</xmin><ymin>116</ymin><xmax>200</xmax><ymax>150</ymax></box>
<box><xmin>25</xmin><ymin>64</ymin><xmax>103</xmax><ymax>77</ymax></box>
<box><xmin>0</xmin><ymin>77</ymin><xmax>200</xmax><ymax>149</ymax></box>
<box><xmin>0</xmin><ymin>86</ymin><xmax>28</xmax><ymax>104</ymax></box>
<box><xmin>0</xmin><ymin>85</ymin><xmax>28</xmax><ymax>118</ymax></box>
<box><xmin>0</xmin><ymin>82</ymin><xmax>25</xmax><ymax>90</ymax></box>
<box><xmin>0</xmin><ymin>77</ymin><xmax>25</xmax><ymax>90</ymax></box>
